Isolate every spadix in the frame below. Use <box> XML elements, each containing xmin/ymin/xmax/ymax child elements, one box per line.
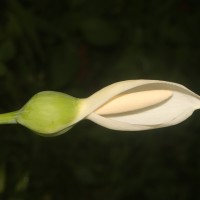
<box><xmin>95</xmin><ymin>90</ymin><xmax>173</xmax><ymax>115</ymax></box>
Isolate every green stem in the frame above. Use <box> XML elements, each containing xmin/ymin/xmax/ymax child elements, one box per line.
<box><xmin>0</xmin><ymin>111</ymin><xmax>19</xmax><ymax>124</ymax></box>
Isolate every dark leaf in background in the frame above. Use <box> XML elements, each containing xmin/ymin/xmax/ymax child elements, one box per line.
<box><xmin>0</xmin><ymin>62</ymin><xmax>7</xmax><ymax>77</ymax></box>
<box><xmin>0</xmin><ymin>40</ymin><xmax>16</xmax><ymax>62</ymax></box>
<box><xmin>49</xmin><ymin>42</ymin><xmax>79</xmax><ymax>89</ymax></box>
<box><xmin>81</xmin><ymin>18</ymin><xmax>121</xmax><ymax>46</ymax></box>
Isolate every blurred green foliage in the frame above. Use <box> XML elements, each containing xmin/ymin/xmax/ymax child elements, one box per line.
<box><xmin>0</xmin><ymin>0</ymin><xmax>200</xmax><ymax>199</ymax></box>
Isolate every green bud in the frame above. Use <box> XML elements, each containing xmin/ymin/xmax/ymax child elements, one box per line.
<box><xmin>16</xmin><ymin>91</ymin><xmax>80</xmax><ymax>136</ymax></box>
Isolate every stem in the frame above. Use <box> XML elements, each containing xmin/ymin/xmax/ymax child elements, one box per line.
<box><xmin>0</xmin><ymin>111</ymin><xmax>19</xmax><ymax>124</ymax></box>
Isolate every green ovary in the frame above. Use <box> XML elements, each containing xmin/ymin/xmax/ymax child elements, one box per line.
<box><xmin>17</xmin><ymin>91</ymin><xmax>80</xmax><ymax>135</ymax></box>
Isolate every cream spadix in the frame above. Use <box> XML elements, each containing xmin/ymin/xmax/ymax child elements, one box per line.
<box><xmin>95</xmin><ymin>90</ymin><xmax>173</xmax><ymax>115</ymax></box>
<box><xmin>0</xmin><ymin>80</ymin><xmax>200</xmax><ymax>136</ymax></box>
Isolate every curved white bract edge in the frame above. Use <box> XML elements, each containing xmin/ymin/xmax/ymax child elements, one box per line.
<box><xmin>75</xmin><ymin>80</ymin><xmax>200</xmax><ymax>131</ymax></box>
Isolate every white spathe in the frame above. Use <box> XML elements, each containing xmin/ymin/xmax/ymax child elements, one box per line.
<box><xmin>78</xmin><ymin>80</ymin><xmax>200</xmax><ymax>131</ymax></box>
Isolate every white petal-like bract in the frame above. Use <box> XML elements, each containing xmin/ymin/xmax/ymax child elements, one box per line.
<box><xmin>81</xmin><ymin>80</ymin><xmax>200</xmax><ymax>131</ymax></box>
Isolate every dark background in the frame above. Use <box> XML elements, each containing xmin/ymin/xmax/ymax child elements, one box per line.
<box><xmin>0</xmin><ymin>0</ymin><xmax>200</xmax><ymax>199</ymax></box>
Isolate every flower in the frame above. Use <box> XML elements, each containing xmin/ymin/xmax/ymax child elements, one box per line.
<box><xmin>0</xmin><ymin>80</ymin><xmax>200</xmax><ymax>136</ymax></box>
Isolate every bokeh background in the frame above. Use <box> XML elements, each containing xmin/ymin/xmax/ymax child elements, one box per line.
<box><xmin>0</xmin><ymin>0</ymin><xmax>200</xmax><ymax>199</ymax></box>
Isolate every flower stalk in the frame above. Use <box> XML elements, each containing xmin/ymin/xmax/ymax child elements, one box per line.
<box><xmin>0</xmin><ymin>111</ymin><xmax>18</xmax><ymax>124</ymax></box>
